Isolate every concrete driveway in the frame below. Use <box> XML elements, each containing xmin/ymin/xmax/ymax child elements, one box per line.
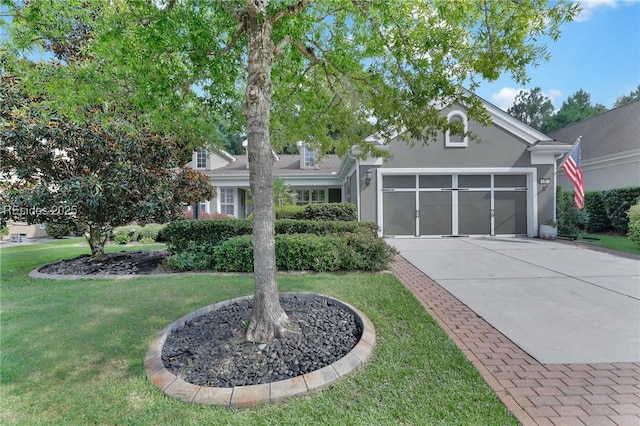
<box><xmin>387</xmin><ymin>237</ymin><xmax>640</xmax><ymax>364</ymax></box>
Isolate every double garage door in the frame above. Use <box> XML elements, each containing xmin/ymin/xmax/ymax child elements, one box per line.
<box><xmin>381</xmin><ymin>173</ymin><xmax>529</xmax><ymax>237</ymax></box>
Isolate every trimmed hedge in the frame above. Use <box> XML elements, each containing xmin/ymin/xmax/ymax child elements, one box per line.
<box><xmin>210</xmin><ymin>232</ymin><xmax>395</xmax><ymax>273</ymax></box>
<box><xmin>627</xmin><ymin>204</ymin><xmax>640</xmax><ymax>248</ymax></box>
<box><xmin>602</xmin><ymin>187</ymin><xmax>640</xmax><ymax>233</ymax></box>
<box><xmin>164</xmin><ymin>218</ymin><xmax>377</xmax><ymax>253</ymax></box>
<box><xmin>303</xmin><ymin>203</ymin><xmax>357</xmax><ymax>221</ymax></box>
<box><xmin>561</xmin><ymin>186</ymin><xmax>640</xmax><ymax>234</ymax></box>
<box><xmin>139</xmin><ymin>223</ymin><xmax>167</xmax><ymax>242</ymax></box>
<box><xmin>275</xmin><ymin>205</ymin><xmax>305</xmax><ymax>220</ymax></box>
<box><xmin>113</xmin><ymin>224</ymin><xmax>142</xmax><ymax>241</ymax></box>
<box><xmin>584</xmin><ymin>191</ymin><xmax>609</xmax><ymax>233</ymax></box>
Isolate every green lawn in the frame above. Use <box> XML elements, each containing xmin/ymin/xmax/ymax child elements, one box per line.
<box><xmin>576</xmin><ymin>233</ymin><xmax>640</xmax><ymax>256</ymax></box>
<box><xmin>0</xmin><ymin>241</ymin><xmax>517</xmax><ymax>425</ymax></box>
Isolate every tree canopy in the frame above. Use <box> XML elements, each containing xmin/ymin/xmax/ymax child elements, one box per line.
<box><xmin>540</xmin><ymin>89</ymin><xmax>607</xmax><ymax>133</ymax></box>
<box><xmin>506</xmin><ymin>87</ymin><xmax>555</xmax><ymax>130</ymax></box>
<box><xmin>613</xmin><ymin>85</ymin><xmax>640</xmax><ymax>108</ymax></box>
<box><xmin>2</xmin><ymin>0</ymin><xmax>579</xmax><ymax>342</ymax></box>
<box><xmin>0</xmin><ymin>69</ymin><xmax>215</xmax><ymax>257</ymax></box>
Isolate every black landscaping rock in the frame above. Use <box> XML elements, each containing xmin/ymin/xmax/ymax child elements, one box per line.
<box><xmin>38</xmin><ymin>250</ymin><xmax>167</xmax><ymax>275</ymax></box>
<box><xmin>161</xmin><ymin>295</ymin><xmax>362</xmax><ymax>387</ymax></box>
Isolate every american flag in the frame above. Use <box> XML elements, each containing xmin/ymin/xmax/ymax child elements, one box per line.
<box><xmin>562</xmin><ymin>137</ymin><xmax>584</xmax><ymax>210</ymax></box>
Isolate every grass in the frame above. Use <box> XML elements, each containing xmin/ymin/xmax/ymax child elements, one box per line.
<box><xmin>576</xmin><ymin>232</ymin><xmax>640</xmax><ymax>256</ymax></box>
<box><xmin>0</xmin><ymin>241</ymin><xmax>518</xmax><ymax>425</ymax></box>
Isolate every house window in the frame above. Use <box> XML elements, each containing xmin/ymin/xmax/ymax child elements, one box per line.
<box><xmin>198</xmin><ymin>201</ymin><xmax>208</xmax><ymax>213</ymax></box>
<box><xmin>196</xmin><ymin>148</ymin><xmax>207</xmax><ymax>169</ymax></box>
<box><xmin>296</xmin><ymin>188</ymin><xmax>327</xmax><ymax>205</ymax></box>
<box><xmin>219</xmin><ymin>187</ymin><xmax>235</xmax><ymax>216</ymax></box>
<box><xmin>303</xmin><ymin>147</ymin><xmax>317</xmax><ymax>168</ymax></box>
<box><xmin>445</xmin><ymin>110</ymin><xmax>468</xmax><ymax>147</ymax></box>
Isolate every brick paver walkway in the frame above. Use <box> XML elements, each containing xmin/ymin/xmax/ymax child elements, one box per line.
<box><xmin>390</xmin><ymin>255</ymin><xmax>640</xmax><ymax>426</ymax></box>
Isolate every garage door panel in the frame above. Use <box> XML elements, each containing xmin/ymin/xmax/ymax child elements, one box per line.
<box><xmin>495</xmin><ymin>191</ymin><xmax>528</xmax><ymax>234</ymax></box>
<box><xmin>459</xmin><ymin>191</ymin><xmax>491</xmax><ymax>235</ymax></box>
<box><xmin>383</xmin><ymin>192</ymin><xmax>416</xmax><ymax>236</ymax></box>
<box><xmin>419</xmin><ymin>192</ymin><xmax>452</xmax><ymax>235</ymax></box>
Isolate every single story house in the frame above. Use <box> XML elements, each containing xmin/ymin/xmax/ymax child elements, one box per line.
<box><xmin>189</xmin><ymin>96</ymin><xmax>574</xmax><ymax>238</ymax></box>
<box><xmin>548</xmin><ymin>100</ymin><xmax>640</xmax><ymax>192</ymax></box>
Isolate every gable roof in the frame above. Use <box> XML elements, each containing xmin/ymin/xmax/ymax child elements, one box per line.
<box><xmin>548</xmin><ymin>100</ymin><xmax>640</xmax><ymax>161</ymax></box>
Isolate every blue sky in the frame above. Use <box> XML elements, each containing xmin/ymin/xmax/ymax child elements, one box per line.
<box><xmin>476</xmin><ymin>0</ymin><xmax>640</xmax><ymax>111</ymax></box>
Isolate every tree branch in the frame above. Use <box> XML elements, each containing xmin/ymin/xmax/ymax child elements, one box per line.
<box><xmin>207</xmin><ymin>20</ymin><xmax>247</xmax><ymax>57</ymax></box>
<box><xmin>274</xmin><ymin>35</ymin><xmax>292</xmax><ymax>56</ymax></box>
<box><xmin>270</xmin><ymin>0</ymin><xmax>314</xmax><ymax>24</ymax></box>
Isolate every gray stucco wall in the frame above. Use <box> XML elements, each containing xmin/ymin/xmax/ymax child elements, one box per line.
<box><xmin>557</xmin><ymin>158</ymin><xmax>640</xmax><ymax>192</ymax></box>
<box><xmin>358</xmin><ymin>109</ymin><xmax>558</xmax><ymax>232</ymax></box>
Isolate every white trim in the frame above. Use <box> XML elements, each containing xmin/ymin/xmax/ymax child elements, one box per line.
<box><xmin>217</xmin><ymin>187</ymin><xmax>236</xmax><ymax>217</ymax></box>
<box><xmin>377</xmin><ymin>167</ymin><xmax>537</xmax><ymax>238</ymax></box>
<box><xmin>445</xmin><ymin>110</ymin><xmax>469</xmax><ymax>148</ymax></box>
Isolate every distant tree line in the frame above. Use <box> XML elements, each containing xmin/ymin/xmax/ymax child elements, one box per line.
<box><xmin>507</xmin><ymin>85</ymin><xmax>640</xmax><ymax>133</ymax></box>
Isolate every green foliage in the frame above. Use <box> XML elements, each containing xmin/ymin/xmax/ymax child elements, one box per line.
<box><xmin>602</xmin><ymin>187</ymin><xmax>640</xmax><ymax>233</ymax></box>
<box><xmin>273</xmin><ymin>178</ymin><xmax>297</xmax><ymax>207</ymax></box>
<box><xmin>0</xmin><ymin>225</ymin><xmax>8</xmax><ymax>239</ymax></box>
<box><xmin>275</xmin><ymin>205</ymin><xmax>305</xmax><ymax>220</ymax></box>
<box><xmin>335</xmin><ymin>230</ymin><xmax>399</xmax><ymax>272</ymax></box>
<box><xmin>114</xmin><ymin>234</ymin><xmax>130</xmax><ymax>245</ymax></box>
<box><xmin>584</xmin><ymin>191</ymin><xmax>610</xmax><ymax>233</ymax></box>
<box><xmin>613</xmin><ymin>85</ymin><xmax>640</xmax><ymax>108</ymax></box>
<box><xmin>275</xmin><ymin>234</ymin><xmax>341</xmax><ymax>272</ymax></box>
<box><xmin>627</xmin><ymin>205</ymin><xmax>640</xmax><ymax>248</ymax></box>
<box><xmin>139</xmin><ymin>223</ymin><xmax>166</xmax><ymax>242</ymax></box>
<box><xmin>541</xmin><ymin>89</ymin><xmax>607</xmax><ymax>133</ymax></box>
<box><xmin>45</xmin><ymin>223</ymin><xmax>70</xmax><ymax>239</ymax></box>
<box><xmin>303</xmin><ymin>203</ymin><xmax>358</xmax><ymax>221</ymax></box>
<box><xmin>164</xmin><ymin>218</ymin><xmax>377</xmax><ymax>254</ymax></box>
<box><xmin>113</xmin><ymin>225</ymin><xmax>142</xmax><ymax>241</ymax></box>
<box><xmin>139</xmin><ymin>236</ymin><xmax>155</xmax><ymax>244</ymax></box>
<box><xmin>211</xmin><ymin>232</ymin><xmax>394</xmax><ymax>273</ymax></box>
<box><xmin>212</xmin><ymin>235</ymin><xmax>255</xmax><ymax>272</ymax></box>
<box><xmin>506</xmin><ymin>87</ymin><xmax>554</xmax><ymax>130</ymax></box>
<box><xmin>0</xmin><ymin>72</ymin><xmax>215</xmax><ymax>257</ymax></box>
<box><xmin>556</xmin><ymin>187</ymin><xmax>588</xmax><ymax>236</ymax></box>
<box><xmin>165</xmin><ymin>251</ymin><xmax>213</xmax><ymax>272</ymax></box>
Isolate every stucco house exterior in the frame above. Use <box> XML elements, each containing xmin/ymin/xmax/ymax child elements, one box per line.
<box><xmin>190</xmin><ymin>96</ymin><xmax>573</xmax><ymax>238</ymax></box>
<box><xmin>549</xmin><ymin>100</ymin><xmax>640</xmax><ymax>192</ymax></box>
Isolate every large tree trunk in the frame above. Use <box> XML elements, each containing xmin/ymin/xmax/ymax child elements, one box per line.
<box><xmin>87</xmin><ymin>224</ymin><xmax>107</xmax><ymax>258</ymax></box>
<box><xmin>244</xmin><ymin>7</ymin><xmax>288</xmax><ymax>343</ymax></box>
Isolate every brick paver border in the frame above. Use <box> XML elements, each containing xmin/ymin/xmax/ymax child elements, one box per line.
<box><xmin>144</xmin><ymin>292</ymin><xmax>376</xmax><ymax>407</ymax></box>
<box><xmin>390</xmin><ymin>255</ymin><xmax>640</xmax><ymax>426</ymax></box>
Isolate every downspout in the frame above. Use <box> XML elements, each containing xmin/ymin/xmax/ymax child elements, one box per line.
<box><xmin>345</xmin><ymin>149</ymin><xmax>361</xmax><ymax>221</ymax></box>
<box><xmin>553</xmin><ymin>153</ymin><xmax>565</xmax><ymax>222</ymax></box>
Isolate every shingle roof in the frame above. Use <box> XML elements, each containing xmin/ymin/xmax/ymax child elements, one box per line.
<box><xmin>548</xmin><ymin>100</ymin><xmax>640</xmax><ymax>161</ymax></box>
<box><xmin>199</xmin><ymin>154</ymin><xmax>342</xmax><ymax>176</ymax></box>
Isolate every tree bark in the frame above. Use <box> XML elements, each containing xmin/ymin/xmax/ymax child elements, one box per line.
<box><xmin>243</xmin><ymin>7</ymin><xmax>289</xmax><ymax>343</ymax></box>
<box><xmin>87</xmin><ymin>224</ymin><xmax>107</xmax><ymax>258</ymax></box>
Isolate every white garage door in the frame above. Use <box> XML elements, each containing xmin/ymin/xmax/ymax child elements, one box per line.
<box><xmin>381</xmin><ymin>173</ymin><xmax>529</xmax><ymax>237</ymax></box>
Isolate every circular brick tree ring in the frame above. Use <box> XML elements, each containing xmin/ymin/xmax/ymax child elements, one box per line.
<box><xmin>144</xmin><ymin>292</ymin><xmax>376</xmax><ymax>407</ymax></box>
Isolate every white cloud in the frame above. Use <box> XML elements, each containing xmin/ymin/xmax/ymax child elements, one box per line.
<box><xmin>491</xmin><ymin>87</ymin><xmax>564</xmax><ymax>111</ymax></box>
<box><xmin>575</xmin><ymin>0</ymin><xmax>621</xmax><ymax>22</ymax></box>
<box><xmin>492</xmin><ymin>87</ymin><xmax>522</xmax><ymax>110</ymax></box>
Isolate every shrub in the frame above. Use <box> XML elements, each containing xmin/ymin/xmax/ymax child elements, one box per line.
<box><xmin>556</xmin><ymin>188</ymin><xmax>588</xmax><ymax>236</ymax></box>
<box><xmin>164</xmin><ymin>218</ymin><xmax>377</xmax><ymax>254</ymax></box>
<box><xmin>165</xmin><ymin>251</ymin><xmax>213</xmax><ymax>272</ymax></box>
<box><xmin>338</xmin><ymin>230</ymin><xmax>398</xmax><ymax>271</ymax></box>
<box><xmin>0</xmin><ymin>225</ymin><xmax>8</xmax><ymax>239</ymax></box>
<box><xmin>275</xmin><ymin>205</ymin><xmax>305</xmax><ymax>220</ymax></box>
<box><xmin>45</xmin><ymin>222</ymin><xmax>69</xmax><ymax>239</ymax></box>
<box><xmin>139</xmin><ymin>236</ymin><xmax>155</xmax><ymax>244</ymax></box>
<box><xmin>114</xmin><ymin>234</ymin><xmax>130</xmax><ymax>245</ymax></box>
<box><xmin>275</xmin><ymin>234</ymin><xmax>341</xmax><ymax>272</ymax></box>
<box><xmin>304</xmin><ymin>203</ymin><xmax>357</xmax><ymax>221</ymax></box>
<box><xmin>627</xmin><ymin>204</ymin><xmax>640</xmax><ymax>248</ymax></box>
<box><xmin>139</xmin><ymin>223</ymin><xmax>166</xmax><ymax>241</ymax></box>
<box><xmin>113</xmin><ymin>224</ymin><xmax>142</xmax><ymax>241</ymax></box>
<box><xmin>584</xmin><ymin>191</ymin><xmax>610</xmax><ymax>233</ymax></box>
<box><xmin>180</xmin><ymin>210</ymin><xmax>233</xmax><ymax>220</ymax></box>
<box><xmin>602</xmin><ymin>187</ymin><xmax>640</xmax><ymax>233</ymax></box>
<box><xmin>212</xmin><ymin>235</ymin><xmax>254</xmax><ymax>272</ymax></box>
